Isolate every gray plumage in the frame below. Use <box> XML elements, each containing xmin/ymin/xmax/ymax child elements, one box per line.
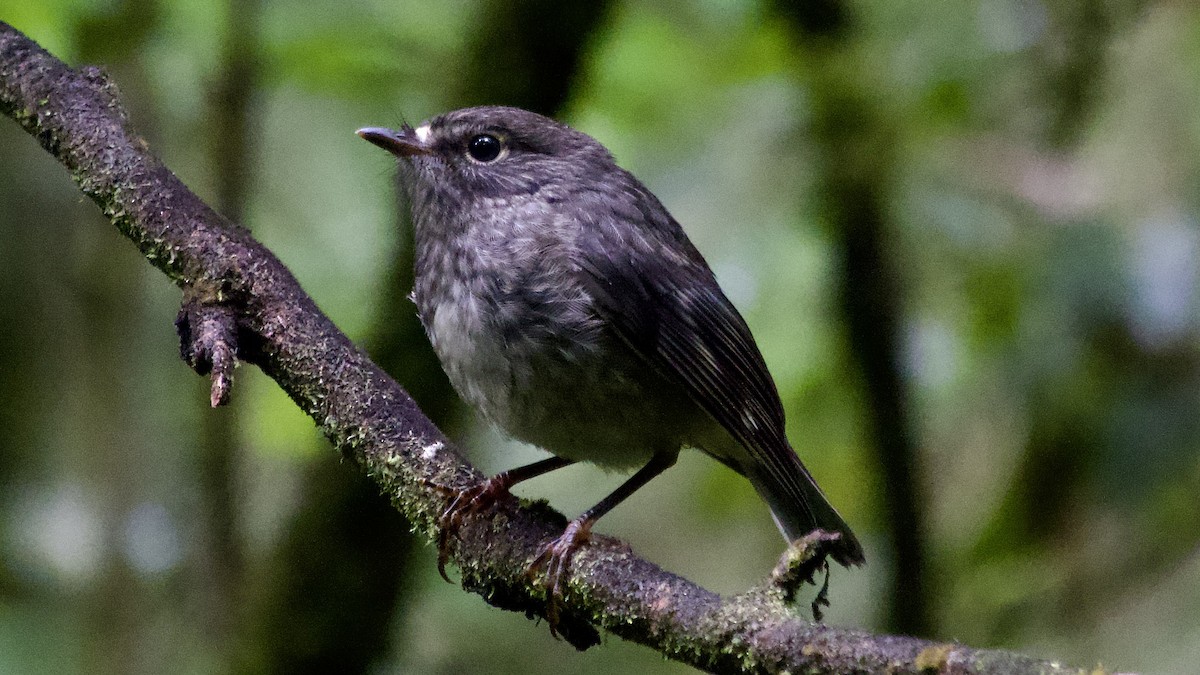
<box><xmin>359</xmin><ymin>106</ymin><xmax>864</xmax><ymax>568</ymax></box>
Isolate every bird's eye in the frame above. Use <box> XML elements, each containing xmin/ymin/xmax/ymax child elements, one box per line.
<box><xmin>467</xmin><ymin>134</ymin><xmax>503</xmax><ymax>162</ymax></box>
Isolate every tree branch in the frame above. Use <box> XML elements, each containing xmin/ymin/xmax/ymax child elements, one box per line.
<box><xmin>0</xmin><ymin>22</ymin><xmax>1093</xmax><ymax>673</ymax></box>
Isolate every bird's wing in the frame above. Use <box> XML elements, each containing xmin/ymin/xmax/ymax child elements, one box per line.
<box><xmin>571</xmin><ymin>183</ymin><xmax>813</xmax><ymax>499</ymax></box>
<box><xmin>570</xmin><ymin>180</ymin><xmax>864</xmax><ymax>566</ymax></box>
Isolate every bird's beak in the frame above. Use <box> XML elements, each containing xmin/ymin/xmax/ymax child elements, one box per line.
<box><xmin>356</xmin><ymin>126</ymin><xmax>433</xmax><ymax>157</ymax></box>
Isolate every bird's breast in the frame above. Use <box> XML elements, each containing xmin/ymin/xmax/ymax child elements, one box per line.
<box><xmin>411</xmin><ymin>215</ymin><xmax>696</xmax><ymax>468</ymax></box>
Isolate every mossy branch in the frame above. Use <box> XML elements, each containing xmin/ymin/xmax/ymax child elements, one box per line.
<box><xmin>0</xmin><ymin>22</ymin><xmax>1094</xmax><ymax>674</ymax></box>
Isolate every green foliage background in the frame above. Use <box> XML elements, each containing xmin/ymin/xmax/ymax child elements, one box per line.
<box><xmin>2</xmin><ymin>1</ymin><xmax>1199</xmax><ymax>673</ymax></box>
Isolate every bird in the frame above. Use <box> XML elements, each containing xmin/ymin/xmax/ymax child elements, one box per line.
<box><xmin>357</xmin><ymin>106</ymin><xmax>864</xmax><ymax>621</ymax></box>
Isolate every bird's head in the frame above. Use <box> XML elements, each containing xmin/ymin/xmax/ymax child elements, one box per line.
<box><xmin>357</xmin><ymin>106</ymin><xmax>617</xmax><ymax>206</ymax></box>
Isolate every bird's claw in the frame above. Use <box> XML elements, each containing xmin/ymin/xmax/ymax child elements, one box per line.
<box><xmin>436</xmin><ymin>477</ymin><xmax>512</xmax><ymax>582</ymax></box>
<box><xmin>528</xmin><ymin>519</ymin><xmax>592</xmax><ymax>638</ymax></box>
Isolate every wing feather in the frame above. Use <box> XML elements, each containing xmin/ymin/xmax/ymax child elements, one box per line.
<box><xmin>570</xmin><ymin>177</ymin><xmax>865</xmax><ymax>566</ymax></box>
<box><xmin>572</xmin><ymin>184</ymin><xmax>813</xmax><ymax>512</ymax></box>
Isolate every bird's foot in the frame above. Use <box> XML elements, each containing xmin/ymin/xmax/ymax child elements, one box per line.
<box><xmin>436</xmin><ymin>476</ymin><xmax>513</xmax><ymax>582</ymax></box>
<box><xmin>528</xmin><ymin>518</ymin><xmax>593</xmax><ymax>638</ymax></box>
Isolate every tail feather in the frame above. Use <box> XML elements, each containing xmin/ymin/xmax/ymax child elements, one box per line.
<box><xmin>749</xmin><ymin>462</ymin><xmax>865</xmax><ymax>568</ymax></box>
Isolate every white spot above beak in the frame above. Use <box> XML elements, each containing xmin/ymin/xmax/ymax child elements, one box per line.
<box><xmin>415</xmin><ymin>124</ymin><xmax>431</xmax><ymax>143</ymax></box>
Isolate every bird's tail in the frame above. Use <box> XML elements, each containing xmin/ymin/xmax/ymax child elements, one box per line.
<box><xmin>748</xmin><ymin>450</ymin><xmax>865</xmax><ymax>568</ymax></box>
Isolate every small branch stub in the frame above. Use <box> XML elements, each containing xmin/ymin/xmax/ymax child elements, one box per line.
<box><xmin>176</xmin><ymin>296</ymin><xmax>240</xmax><ymax>407</ymax></box>
<box><xmin>771</xmin><ymin>529</ymin><xmax>845</xmax><ymax>620</ymax></box>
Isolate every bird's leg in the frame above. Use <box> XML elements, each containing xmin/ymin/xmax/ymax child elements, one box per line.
<box><xmin>530</xmin><ymin>451</ymin><xmax>677</xmax><ymax>636</ymax></box>
<box><xmin>438</xmin><ymin>456</ymin><xmax>574</xmax><ymax>581</ymax></box>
